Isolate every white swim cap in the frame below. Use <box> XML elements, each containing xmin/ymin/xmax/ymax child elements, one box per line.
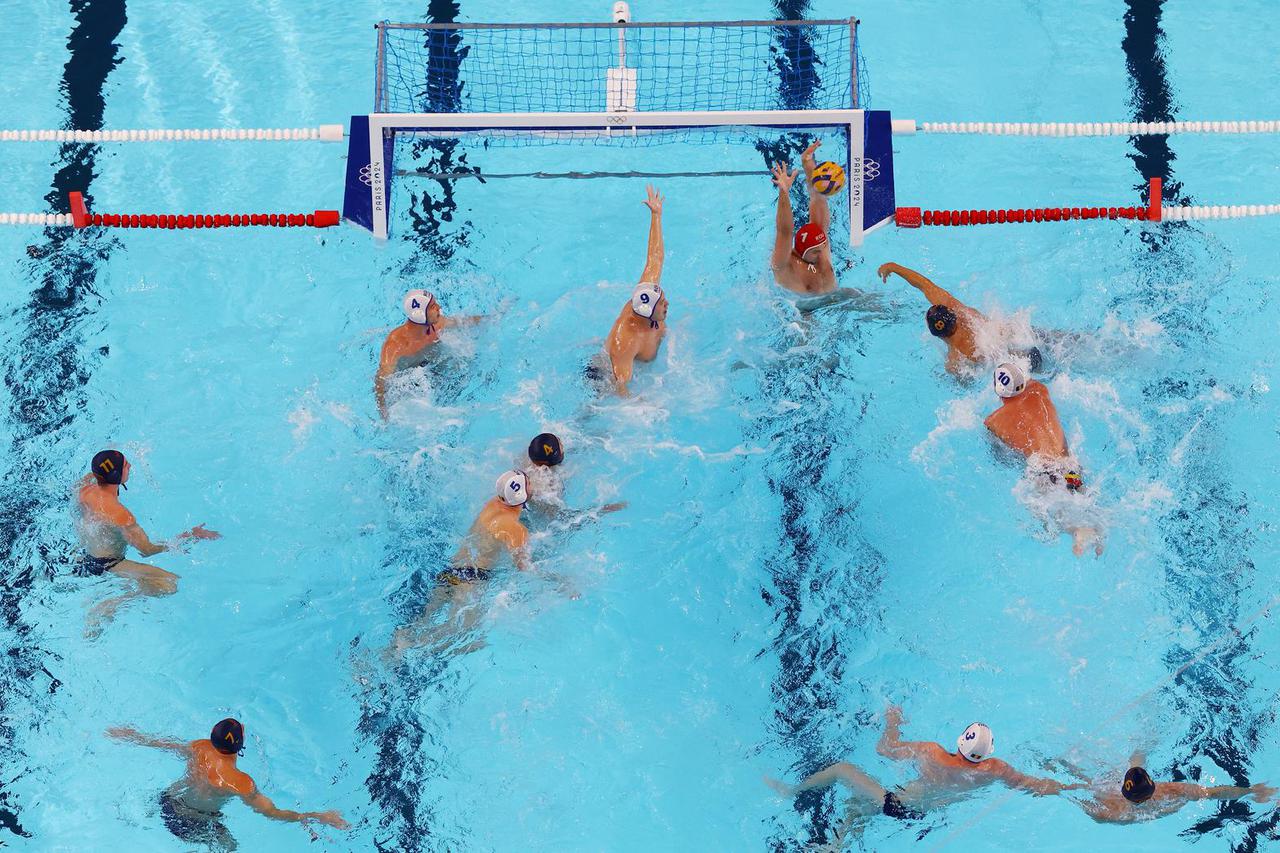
<box><xmin>631</xmin><ymin>283</ymin><xmax>662</xmax><ymax>319</ymax></box>
<box><xmin>993</xmin><ymin>362</ymin><xmax>1028</xmax><ymax>398</ymax></box>
<box><xmin>403</xmin><ymin>289</ymin><xmax>436</xmax><ymax>325</ymax></box>
<box><xmin>495</xmin><ymin>469</ymin><xmax>529</xmax><ymax>507</ymax></box>
<box><xmin>957</xmin><ymin>722</ymin><xmax>994</xmax><ymax>762</ymax></box>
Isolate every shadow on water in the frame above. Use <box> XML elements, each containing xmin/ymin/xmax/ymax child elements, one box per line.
<box><xmin>1119</xmin><ymin>2</ymin><xmax>1274</xmax><ymax>849</ymax></box>
<box><xmin>356</xmin><ymin>4</ymin><xmax>478</xmax><ymax>849</ymax></box>
<box><xmin>401</xmin><ymin>0</ymin><xmax>479</xmax><ymax>272</ymax></box>
<box><xmin>0</xmin><ymin>0</ymin><xmax>126</xmax><ymax>842</ymax></box>
<box><xmin>751</xmin><ymin>5</ymin><xmax>888</xmax><ymax>851</ymax></box>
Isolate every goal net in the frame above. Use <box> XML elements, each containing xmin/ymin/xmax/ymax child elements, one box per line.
<box><xmin>343</xmin><ymin>15</ymin><xmax>894</xmax><ymax>244</ymax></box>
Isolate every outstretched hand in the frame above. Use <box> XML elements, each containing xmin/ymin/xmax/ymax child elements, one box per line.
<box><xmin>308</xmin><ymin>810</ymin><xmax>351</xmax><ymax>830</ymax></box>
<box><xmin>643</xmin><ymin>184</ymin><xmax>663</xmax><ymax>215</ymax></box>
<box><xmin>771</xmin><ymin>162</ymin><xmax>797</xmax><ymax>192</ymax></box>
<box><xmin>1251</xmin><ymin>783</ymin><xmax>1277</xmax><ymax>803</ymax></box>
<box><xmin>106</xmin><ymin>726</ymin><xmax>139</xmax><ymax>741</ymax></box>
<box><xmin>884</xmin><ymin>703</ymin><xmax>904</xmax><ymax>726</ymax></box>
<box><xmin>184</xmin><ymin>524</ymin><xmax>221</xmax><ymax>541</ymax></box>
<box><xmin>764</xmin><ymin>776</ymin><xmax>795</xmax><ymax>798</ymax></box>
<box><xmin>801</xmin><ymin>139</ymin><xmax>822</xmax><ymax>164</ymax></box>
<box><xmin>877</xmin><ymin>262</ymin><xmax>899</xmax><ymax>283</ymax></box>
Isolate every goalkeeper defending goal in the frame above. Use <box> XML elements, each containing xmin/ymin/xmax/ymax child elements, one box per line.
<box><xmin>342</xmin><ymin>6</ymin><xmax>896</xmax><ymax>246</ymax></box>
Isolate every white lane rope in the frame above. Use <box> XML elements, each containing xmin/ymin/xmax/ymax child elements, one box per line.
<box><xmin>892</xmin><ymin>119</ymin><xmax>1280</xmax><ymax>136</ymax></box>
<box><xmin>0</xmin><ymin>125</ymin><xmax>345</xmax><ymax>142</ymax></box>
<box><xmin>0</xmin><ymin>213</ymin><xmax>74</xmax><ymax>226</ymax></box>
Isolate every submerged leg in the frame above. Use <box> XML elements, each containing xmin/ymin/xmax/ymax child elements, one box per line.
<box><xmin>86</xmin><ymin>560</ymin><xmax>179</xmax><ymax>638</ymax></box>
<box><xmin>1071</xmin><ymin>525</ymin><xmax>1104</xmax><ymax>557</ymax></box>
<box><xmin>384</xmin><ymin>584</ymin><xmax>471</xmax><ymax>664</ymax></box>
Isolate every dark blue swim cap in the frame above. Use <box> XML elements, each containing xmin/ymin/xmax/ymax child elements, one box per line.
<box><xmin>528</xmin><ymin>433</ymin><xmax>563</xmax><ymax>466</ymax></box>
<box><xmin>210</xmin><ymin>718</ymin><xmax>244</xmax><ymax>755</ymax></box>
<box><xmin>926</xmin><ymin>304</ymin><xmax>958</xmax><ymax>338</ymax></box>
<box><xmin>1122</xmin><ymin>767</ymin><xmax>1155</xmax><ymax>803</ymax></box>
<box><xmin>91</xmin><ymin>450</ymin><xmax>126</xmax><ymax>487</ymax></box>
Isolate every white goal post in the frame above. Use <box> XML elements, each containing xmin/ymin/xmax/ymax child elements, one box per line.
<box><xmin>354</xmin><ymin>109</ymin><xmax>898</xmax><ymax>245</ymax></box>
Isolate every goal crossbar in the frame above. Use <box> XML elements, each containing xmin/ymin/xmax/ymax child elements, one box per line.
<box><xmin>345</xmin><ymin>109</ymin><xmax>897</xmax><ymax>245</ymax></box>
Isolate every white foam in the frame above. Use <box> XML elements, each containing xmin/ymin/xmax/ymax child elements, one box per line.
<box><xmin>1049</xmin><ymin>374</ymin><xmax>1147</xmax><ymax>452</ymax></box>
<box><xmin>1123</xmin><ymin>479</ymin><xmax>1175</xmax><ymax>511</ymax></box>
<box><xmin>910</xmin><ymin>395</ymin><xmax>984</xmax><ymax>476</ymax></box>
<box><xmin>287</xmin><ymin>399</ymin><xmax>318</xmax><ymax>446</ymax></box>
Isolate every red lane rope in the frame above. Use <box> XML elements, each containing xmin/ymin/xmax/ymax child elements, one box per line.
<box><xmin>68</xmin><ymin>192</ymin><xmax>339</xmax><ymax>230</ymax></box>
<box><xmin>896</xmin><ymin>178</ymin><xmax>1163</xmax><ymax>228</ymax></box>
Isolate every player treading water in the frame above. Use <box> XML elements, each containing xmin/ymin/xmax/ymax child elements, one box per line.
<box><xmin>771</xmin><ymin>141</ymin><xmax>839</xmax><ymax>295</ymax></box>
<box><xmin>108</xmin><ymin>718</ymin><xmax>348</xmax><ymax>849</ymax></box>
<box><xmin>375</xmin><ymin>288</ymin><xmax>485</xmax><ymax>417</ymax></box>
<box><xmin>76</xmin><ymin>450</ymin><xmax>220</xmax><ymax>637</ymax></box>
<box><xmin>592</xmin><ymin>185</ymin><xmax>667</xmax><ymax>395</ymax></box>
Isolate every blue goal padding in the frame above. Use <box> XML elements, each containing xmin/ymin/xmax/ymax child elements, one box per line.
<box><xmin>342</xmin><ymin>115</ymin><xmax>373</xmax><ymax>231</ymax></box>
<box><xmin>862</xmin><ymin>110</ymin><xmax>895</xmax><ymax>236</ymax></box>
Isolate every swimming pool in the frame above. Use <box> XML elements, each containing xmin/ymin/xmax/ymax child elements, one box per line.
<box><xmin>2</xmin><ymin>0</ymin><xmax>1279</xmax><ymax>850</ymax></box>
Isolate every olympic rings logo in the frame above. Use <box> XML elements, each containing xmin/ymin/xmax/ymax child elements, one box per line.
<box><xmin>864</xmin><ymin>159</ymin><xmax>881</xmax><ymax>181</ymax></box>
<box><xmin>358</xmin><ymin>164</ymin><xmax>374</xmax><ymax>186</ymax></box>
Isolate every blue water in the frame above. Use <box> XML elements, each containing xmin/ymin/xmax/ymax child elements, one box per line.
<box><xmin>2</xmin><ymin>1</ymin><xmax>1279</xmax><ymax>851</ymax></box>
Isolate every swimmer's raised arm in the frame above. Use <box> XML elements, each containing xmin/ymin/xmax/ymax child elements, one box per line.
<box><xmin>878</xmin><ymin>263</ymin><xmax>968</xmax><ymax>311</ymax></box>
<box><xmin>876</xmin><ymin>704</ymin><xmax>930</xmax><ymax>759</ymax></box>
<box><xmin>801</xmin><ymin>140</ymin><xmax>831</xmax><ymax>234</ymax></box>
<box><xmin>106</xmin><ymin>726</ymin><xmax>191</xmax><ymax>757</ymax></box>
<box><xmin>639</xmin><ymin>185</ymin><xmax>665</xmax><ymax>285</ymax></box>
<box><xmin>771</xmin><ymin>163</ymin><xmax>797</xmax><ymax>271</ymax></box>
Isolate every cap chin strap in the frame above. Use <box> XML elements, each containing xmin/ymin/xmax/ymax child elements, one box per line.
<box><xmin>792</xmin><ymin>249</ymin><xmax>820</xmax><ymax>273</ymax></box>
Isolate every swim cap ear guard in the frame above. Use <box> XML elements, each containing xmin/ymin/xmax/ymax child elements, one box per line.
<box><xmin>403</xmin><ymin>289</ymin><xmax>437</xmax><ymax>325</ymax></box>
<box><xmin>926</xmin><ymin>304</ymin><xmax>958</xmax><ymax>338</ymax></box>
<box><xmin>210</xmin><ymin>718</ymin><xmax>245</xmax><ymax>756</ymax></box>
<box><xmin>993</xmin><ymin>362</ymin><xmax>1028</xmax><ymax>399</ymax></box>
<box><xmin>528</xmin><ymin>433</ymin><xmax>564</xmax><ymax>467</ymax></box>
<box><xmin>91</xmin><ymin>450</ymin><xmax>127</xmax><ymax>489</ymax></box>
<box><xmin>496</xmin><ymin>469</ymin><xmax>529</xmax><ymax>507</ymax></box>
<box><xmin>957</xmin><ymin>722</ymin><xmax>994</xmax><ymax>763</ymax></box>
<box><xmin>1122</xmin><ymin>767</ymin><xmax>1156</xmax><ymax>803</ymax></box>
<box><xmin>631</xmin><ymin>284</ymin><xmax>662</xmax><ymax>321</ymax></box>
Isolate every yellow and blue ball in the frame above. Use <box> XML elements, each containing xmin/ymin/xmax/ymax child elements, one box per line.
<box><xmin>811</xmin><ymin>161</ymin><xmax>846</xmax><ymax>196</ymax></box>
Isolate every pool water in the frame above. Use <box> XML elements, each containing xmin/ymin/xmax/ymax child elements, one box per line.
<box><xmin>1</xmin><ymin>1</ymin><xmax>1279</xmax><ymax>851</ymax></box>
